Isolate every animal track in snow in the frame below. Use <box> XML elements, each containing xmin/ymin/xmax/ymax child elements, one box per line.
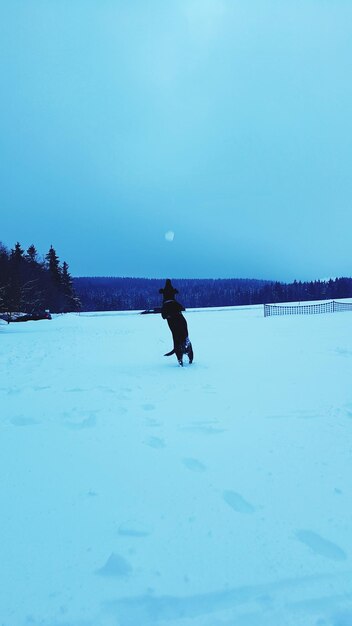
<box><xmin>11</xmin><ymin>416</ymin><xmax>39</xmax><ymax>427</ymax></box>
<box><xmin>295</xmin><ymin>530</ymin><xmax>347</xmax><ymax>561</ymax></box>
<box><xmin>6</xmin><ymin>387</ymin><xmax>21</xmax><ymax>396</ymax></box>
<box><xmin>146</xmin><ymin>436</ymin><xmax>166</xmax><ymax>449</ymax></box>
<box><xmin>97</xmin><ymin>385</ymin><xmax>115</xmax><ymax>394</ymax></box>
<box><xmin>335</xmin><ymin>348</ymin><xmax>352</xmax><ymax>358</ymax></box>
<box><xmin>118</xmin><ymin>521</ymin><xmax>152</xmax><ymax>537</ymax></box>
<box><xmin>182</xmin><ymin>458</ymin><xmax>207</xmax><ymax>473</ymax></box>
<box><xmin>96</xmin><ymin>552</ymin><xmax>132</xmax><ymax>577</ymax></box>
<box><xmin>223</xmin><ymin>490</ymin><xmax>256</xmax><ymax>514</ymax></box>
<box><xmin>104</xmin><ymin>570</ymin><xmax>352</xmax><ymax>623</ymax></box>
<box><xmin>344</xmin><ymin>404</ymin><xmax>352</xmax><ymax>419</ymax></box>
<box><xmin>146</xmin><ymin>417</ymin><xmax>162</xmax><ymax>428</ymax></box>
<box><xmin>65</xmin><ymin>412</ymin><xmax>97</xmax><ymax>429</ymax></box>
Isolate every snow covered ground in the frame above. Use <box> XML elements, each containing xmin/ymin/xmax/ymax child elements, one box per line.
<box><xmin>1</xmin><ymin>303</ymin><xmax>352</xmax><ymax>626</ymax></box>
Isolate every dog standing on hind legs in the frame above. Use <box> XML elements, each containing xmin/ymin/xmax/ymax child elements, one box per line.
<box><xmin>159</xmin><ymin>280</ymin><xmax>194</xmax><ymax>367</ymax></box>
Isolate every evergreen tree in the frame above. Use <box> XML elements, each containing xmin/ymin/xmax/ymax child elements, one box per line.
<box><xmin>61</xmin><ymin>261</ymin><xmax>80</xmax><ymax>312</ymax></box>
<box><xmin>44</xmin><ymin>245</ymin><xmax>63</xmax><ymax>311</ymax></box>
<box><xmin>45</xmin><ymin>245</ymin><xmax>61</xmax><ymax>282</ymax></box>
<box><xmin>0</xmin><ymin>241</ymin><xmax>80</xmax><ymax>316</ymax></box>
<box><xmin>6</xmin><ymin>242</ymin><xmax>26</xmax><ymax>311</ymax></box>
<box><xmin>25</xmin><ymin>244</ymin><xmax>38</xmax><ymax>264</ymax></box>
<box><xmin>11</xmin><ymin>241</ymin><xmax>24</xmax><ymax>262</ymax></box>
<box><xmin>0</xmin><ymin>243</ymin><xmax>8</xmax><ymax>312</ymax></box>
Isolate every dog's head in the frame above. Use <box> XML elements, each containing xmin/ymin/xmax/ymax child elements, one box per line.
<box><xmin>159</xmin><ymin>279</ymin><xmax>178</xmax><ymax>301</ymax></box>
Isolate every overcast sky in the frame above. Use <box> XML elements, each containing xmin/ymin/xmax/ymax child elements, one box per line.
<box><xmin>1</xmin><ymin>0</ymin><xmax>351</xmax><ymax>280</ymax></box>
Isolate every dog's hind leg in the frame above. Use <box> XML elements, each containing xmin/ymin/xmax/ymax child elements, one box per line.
<box><xmin>175</xmin><ymin>344</ymin><xmax>184</xmax><ymax>366</ymax></box>
<box><xmin>188</xmin><ymin>342</ymin><xmax>194</xmax><ymax>364</ymax></box>
<box><xmin>184</xmin><ymin>337</ymin><xmax>193</xmax><ymax>364</ymax></box>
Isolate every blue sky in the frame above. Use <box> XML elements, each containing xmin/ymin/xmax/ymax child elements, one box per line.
<box><xmin>1</xmin><ymin>0</ymin><xmax>351</xmax><ymax>280</ymax></box>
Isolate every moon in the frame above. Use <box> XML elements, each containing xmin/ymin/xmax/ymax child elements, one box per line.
<box><xmin>165</xmin><ymin>230</ymin><xmax>175</xmax><ymax>242</ymax></box>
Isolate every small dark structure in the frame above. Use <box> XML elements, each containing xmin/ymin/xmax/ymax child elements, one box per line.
<box><xmin>140</xmin><ymin>307</ymin><xmax>162</xmax><ymax>315</ymax></box>
<box><xmin>264</xmin><ymin>300</ymin><xmax>352</xmax><ymax>317</ymax></box>
<box><xmin>1</xmin><ymin>311</ymin><xmax>52</xmax><ymax>324</ymax></box>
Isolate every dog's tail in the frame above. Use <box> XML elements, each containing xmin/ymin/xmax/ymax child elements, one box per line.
<box><xmin>164</xmin><ymin>349</ymin><xmax>175</xmax><ymax>356</ymax></box>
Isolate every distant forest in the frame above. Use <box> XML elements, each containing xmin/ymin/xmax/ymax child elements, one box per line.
<box><xmin>74</xmin><ymin>276</ymin><xmax>352</xmax><ymax>311</ymax></box>
<box><xmin>0</xmin><ymin>241</ymin><xmax>80</xmax><ymax>315</ymax></box>
<box><xmin>1</xmin><ymin>241</ymin><xmax>352</xmax><ymax>315</ymax></box>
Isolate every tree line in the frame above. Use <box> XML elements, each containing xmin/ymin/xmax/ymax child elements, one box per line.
<box><xmin>73</xmin><ymin>276</ymin><xmax>352</xmax><ymax>311</ymax></box>
<box><xmin>2</xmin><ymin>242</ymin><xmax>351</xmax><ymax>315</ymax></box>
<box><xmin>0</xmin><ymin>241</ymin><xmax>80</xmax><ymax>315</ymax></box>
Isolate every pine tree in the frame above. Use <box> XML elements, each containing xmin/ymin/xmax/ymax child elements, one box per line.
<box><xmin>11</xmin><ymin>241</ymin><xmax>24</xmax><ymax>261</ymax></box>
<box><xmin>25</xmin><ymin>244</ymin><xmax>38</xmax><ymax>263</ymax></box>
<box><xmin>7</xmin><ymin>242</ymin><xmax>26</xmax><ymax>311</ymax></box>
<box><xmin>61</xmin><ymin>261</ymin><xmax>80</xmax><ymax>312</ymax></box>
<box><xmin>45</xmin><ymin>245</ymin><xmax>61</xmax><ymax>282</ymax></box>
<box><xmin>0</xmin><ymin>243</ymin><xmax>8</xmax><ymax>312</ymax></box>
<box><xmin>44</xmin><ymin>245</ymin><xmax>64</xmax><ymax>311</ymax></box>
<box><xmin>0</xmin><ymin>241</ymin><xmax>81</xmax><ymax>317</ymax></box>
<box><xmin>61</xmin><ymin>261</ymin><xmax>71</xmax><ymax>289</ymax></box>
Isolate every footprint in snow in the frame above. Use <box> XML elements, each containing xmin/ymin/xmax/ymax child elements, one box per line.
<box><xmin>146</xmin><ymin>436</ymin><xmax>166</xmax><ymax>449</ymax></box>
<box><xmin>96</xmin><ymin>552</ymin><xmax>132</xmax><ymax>577</ymax></box>
<box><xmin>223</xmin><ymin>490</ymin><xmax>256</xmax><ymax>514</ymax></box>
<box><xmin>142</xmin><ymin>403</ymin><xmax>156</xmax><ymax>411</ymax></box>
<box><xmin>146</xmin><ymin>417</ymin><xmax>162</xmax><ymax>428</ymax></box>
<box><xmin>65</xmin><ymin>414</ymin><xmax>97</xmax><ymax>429</ymax></box>
<box><xmin>345</xmin><ymin>405</ymin><xmax>352</xmax><ymax>419</ymax></box>
<box><xmin>295</xmin><ymin>529</ymin><xmax>347</xmax><ymax>561</ymax></box>
<box><xmin>11</xmin><ymin>416</ymin><xmax>39</xmax><ymax>427</ymax></box>
<box><xmin>335</xmin><ymin>348</ymin><xmax>352</xmax><ymax>358</ymax></box>
<box><xmin>182</xmin><ymin>458</ymin><xmax>207</xmax><ymax>473</ymax></box>
<box><xmin>7</xmin><ymin>387</ymin><xmax>21</xmax><ymax>396</ymax></box>
<box><xmin>97</xmin><ymin>385</ymin><xmax>115</xmax><ymax>394</ymax></box>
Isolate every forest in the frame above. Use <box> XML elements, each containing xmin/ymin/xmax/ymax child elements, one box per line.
<box><xmin>0</xmin><ymin>241</ymin><xmax>80</xmax><ymax>317</ymax></box>
<box><xmin>1</xmin><ymin>240</ymin><xmax>351</xmax><ymax>315</ymax></box>
<box><xmin>74</xmin><ymin>276</ymin><xmax>352</xmax><ymax>311</ymax></box>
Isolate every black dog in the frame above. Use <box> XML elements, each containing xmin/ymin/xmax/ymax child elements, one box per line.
<box><xmin>161</xmin><ymin>299</ymin><xmax>194</xmax><ymax>366</ymax></box>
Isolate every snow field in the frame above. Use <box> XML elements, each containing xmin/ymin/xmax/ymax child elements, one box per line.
<box><xmin>0</xmin><ymin>304</ymin><xmax>352</xmax><ymax>626</ymax></box>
